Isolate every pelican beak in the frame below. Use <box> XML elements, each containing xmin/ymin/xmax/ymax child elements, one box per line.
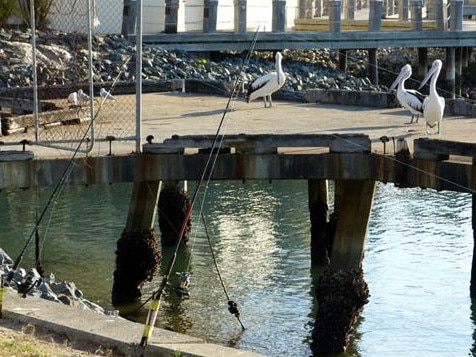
<box><xmin>388</xmin><ymin>73</ymin><xmax>402</xmax><ymax>92</ymax></box>
<box><xmin>419</xmin><ymin>65</ymin><xmax>436</xmax><ymax>89</ymax></box>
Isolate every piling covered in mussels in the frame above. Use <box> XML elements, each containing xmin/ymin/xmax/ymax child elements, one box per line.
<box><xmin>312</xmin><ymin>268</ymin><xmax>369</xmax><ymax>354</ymax></box>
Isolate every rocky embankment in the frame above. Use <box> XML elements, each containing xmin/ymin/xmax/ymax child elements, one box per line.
<box><xmin>0</xmin><ymin>248</ymin><xmax>116</xmax><ymax>316</ymax></box>
<box><xmin>1</xmin><ymin>28</ymin><xmax>474</xmax><ymax>100</ymax></box>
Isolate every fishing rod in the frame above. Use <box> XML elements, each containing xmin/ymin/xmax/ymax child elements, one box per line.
<box><xmin>4</xmin><ymin>56</ymin><xmax>132</xmax><ymax>286</ymax></box>
<box><xmin>138</xmin><ymin>27</ymin><xmax>262</xmax><ymax>348</ymax></box>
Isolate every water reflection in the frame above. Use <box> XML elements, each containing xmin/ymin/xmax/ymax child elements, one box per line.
<box><xmin>0</xmin><ymin>181</ymin><xmax>474</xmax><ymax>356</ymax></box>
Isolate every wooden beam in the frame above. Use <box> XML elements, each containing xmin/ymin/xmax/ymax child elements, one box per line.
<box><xmin>330</xmin><ymin>179</ymin><xmax>376</xmax><ymax>269</ymax></box>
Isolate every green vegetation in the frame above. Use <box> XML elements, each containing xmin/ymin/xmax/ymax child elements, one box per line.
<box><xmin>0</xmin><ymin>0</ymin><xmax>16</xmax><ymax>27</ymax></box>
<box><xmin>13</xmin><ymin>0</ymin><xmax>54</xmax><ymax>29</ymax></box>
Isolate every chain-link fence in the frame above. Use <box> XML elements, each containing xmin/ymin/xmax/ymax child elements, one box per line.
<box><xmin>0</xmin><ymin>0</ymin><xmax>137</xmax><ymax>153</ymax></box>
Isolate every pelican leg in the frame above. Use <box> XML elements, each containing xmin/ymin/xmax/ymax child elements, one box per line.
<box><xmin>410</xmin><ymin>115</ymin><xmax>414</xmax><ymax>124</ymax></box>
<box><xmin>415</xmin><ymin>114</ymin><xmax>419</xmax><ymax>123</ymax></box>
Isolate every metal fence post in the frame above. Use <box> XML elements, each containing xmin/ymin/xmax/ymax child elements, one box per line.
<box><xmin>203</xmin><ymin>0</ymin><xmax>218</xmax><ymax>33</ymax></box>
<box><xmin>234</xmin><ymin>0</ymin><xmax>247</xmax><ymax>33</ymax></box>
<box><xmin>165</xmin><ymin>0</ymin><xmax>180</xmax><ymax>33</ymax></box>
<box><xmin>272</xmin><ymin>0</ymin><xmax>286</xmax><ymax>32</ymax></box>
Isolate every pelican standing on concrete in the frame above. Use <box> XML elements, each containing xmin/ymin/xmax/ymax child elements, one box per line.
<box><xmin>246</xmin><ymin>51</ymin><xmax>286</xmax><ymax>108</ymax></box>
<box><xmin>419</xmin><ymin>59</ymin><xmax>445</xmax><ymax>135</ymax></box>
<box><xmin>388</xmin><ymin>64</ymin><xmax>425</xmax><ymax>124</ymax></box>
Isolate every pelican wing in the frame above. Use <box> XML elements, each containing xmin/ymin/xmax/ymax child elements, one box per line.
<box><xmin>403</xmin><ymin>89</ymin><xmax>425</xmax><ymax>114</ymax></box>
<box><xmin>249</xmin><ymin>72</ymin><xmax>275</xmax><ymax>91</ymax></box>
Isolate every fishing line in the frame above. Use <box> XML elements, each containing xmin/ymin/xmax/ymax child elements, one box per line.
<box><xmin>4</xmin><ymin>53</ymin><xmax>132</xmax><ymax>286</ymax></box>
<box><xmin>201</xmin><ymin>212</ymin><xmax>245</xmax><ymax>330</ymax></box>
<box><xmin>138</xmin><ymin>27</ymin><xmax>262</xmax><ymax>348</ymax></box>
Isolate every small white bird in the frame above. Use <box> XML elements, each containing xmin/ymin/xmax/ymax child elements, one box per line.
<box><xmin>100</xmin><ymin>87</ymin><xmax>116</xmax><ymax>101</ymax></box>
<box><xmin>419</xmin><ymin>59</ymin><xmax>445</xmax><ymax>135</ymax></box>
<box><xmin>388</xmin><ymin>64</ymin><xmax>425</xmax><ymax>124</ymax></box>
<box><xmin>67</xmin><ymin>91</ymin><xmax>78</xmax><ymax>106</ymax></box>
<box><xmin>246</xmin><ymin>51</ymin><xmax>286</xmax><ymax>108</ymax></box>
<box><xmin>77</xmin><ymin>89</ymin><xmax>91</xmax><ymax>103</ymax></box>
<box><xmin>68</xmin><ymin>89</ymin><xmax>90</xmax><ymax>107</ymax></box>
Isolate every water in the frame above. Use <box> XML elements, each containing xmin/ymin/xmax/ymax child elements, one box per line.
<box><xmin>0</xmin><ymin>180</ymin><xmax>474</xmax><ymax>357</ymax></box>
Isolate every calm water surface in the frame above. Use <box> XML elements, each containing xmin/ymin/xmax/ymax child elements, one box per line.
<box><xmin>0</xmin><ymin>180</ymin><xmax>474</xmax><ymax>356</ymax></box>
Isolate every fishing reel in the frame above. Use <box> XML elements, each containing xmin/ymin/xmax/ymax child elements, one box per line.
<box><xmin>17</xmin><ymin>268</ymin><xmax>41</xmax><ymax>298</ymax></box>
<box><xmin>174</xmin><ymin>272</ymin><xmax>191</xmax><ymax>297</ymax></box>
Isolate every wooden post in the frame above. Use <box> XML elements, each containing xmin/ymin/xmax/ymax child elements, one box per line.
<box><xmin>203</xmin><ymin>0</ymin><xmax>219</xmax><ymax>33</ymax></box>
<box><xmin>368</xmin><ymin>0</ymin><xmax>383</xmax><ymax>32</ymax></box>
<box><xmin>272</xmin><ymin>0</ymin><xmax>287</xmax><ymax>32</ymax></box>
<box><xmin>309</xmin><ymin>179</ymin><xmax>330</xmax><ymax>266</ymax></box>
<box><xmin>300</xmin><ymin>0</ymin><xmax>315</xmax><ymax>18</ymax></box>
<box><xmin>125</xmin><ymin>181</ymin><xmax>161</xmax><ymax>232</ymax></box>
<box><xmin>329</xmin><ymin>0</ymin><xmax>341</xmax><ymax>32</ymax></box>
<box><xmin>446</xmin><ymin>47</ymin><xmax>456</xmax><ymax>99</ymax></box>
<box><xmin>315</xmin><ymin>0</ymin><xmax>325</xmax><ymax>16</ymax></box>
<box><xmin>471</xmin><ymin>159</ymin><xmax>476</xmax><ymax>297</ymax></box>
<box><xmin>330</xmin><ymin>180</ymin><xmax>376</xmax><ymax>269</ymax></box>
<box><xmin>112</xmin><ymin>180</ymin><xmax>162</xmax><ymax>306</ymax></box>
<box><xmin>410</xmin><ymin>0</ymin><xmax>423</xmax><ymax>31</ymax></box>
<box><xmin>449</xmin><ymin>0</ymin><xmax>463</xmax><ymax>31</ymax></box>
<box><xmin>345</xmin><ymin>0</ymin><xmax>355</xmax><ymax>20</ymax></box>
<box><xmin>455</xmin><ymin>47</ymin><xmax>462</xmax><ymax>97</ymax></box>
<box><xmin>368</xmin><ymin>49</ymin><xmax>378</xmax><ymax>86</ymax></box>
<box><xmin>398</xmin><ymin>0</ymin><xmax>409</xmax><ymax>20</ymax></box>
<box><xmin>165</xmin><ymin>0</ymin><xmax>180</xmax><ymax>33</ymax></box>
<box><xmin>234</xmin><ymin>0</ymin><xmax>247</xmax><ymax>33</ymax></box>
<box><xmin>338</xmin><ymin>50</ymin><xmax>347</xmax><ymax>71</ymax></box>
<box><xmin>417</xmin><ymin>47</ymin><xmax>428</xmax><ymax>78</ymax></box>
<box><xmin>121</xmin><ymin>0</ymin><xmax>137</xmax><ymax>36</ymax></box>
<box><xmin>435</xmin><ymin>0</ymin><xmax>448</xmax><ymax>31</ymax></box>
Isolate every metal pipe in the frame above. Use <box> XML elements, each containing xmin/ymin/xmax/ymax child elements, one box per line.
<box><xmin>136</xmin><ymin>0</ymin><xmax>143</xmax><ymax>153</ymax></box>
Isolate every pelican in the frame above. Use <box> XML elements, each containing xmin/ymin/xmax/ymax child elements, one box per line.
<box><xmin>419</xmin><ymin>59</ymin><xmax>445</xmax><ymax>135</ymax></box>
<box><xmin>100</xmin><ymin>87</ymin><xmax>116</xmax><ymax>101</ymax></box>
<box><xmin>246</xmin><ymin>51</ymin><xmax>286</xmax><ymax>108</ymax></box>
<box><xmin>388</xmin><ymin>64</ymin><xmax>425</xmax><ymax>124</ymax></box>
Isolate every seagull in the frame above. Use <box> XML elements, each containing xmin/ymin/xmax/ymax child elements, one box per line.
<box><xmin>67</xmin><ymin>91</ymin><xmax>78</xmax><ymax>106</ymax></box>
<box><xmin>419</xmin><ymin>59</ymin><xmax>445</xmax><ymax>135</ymax></box>
<box><xmin>246</xmin><ymin>51</ymin><xmax>286</xmax><ymax>108</ymax></box>
<box><xmin>68</xmin><ymin>89</ymin><xmax>90</xmax><ymax>107</ymax></box>
<box><xmin>388</xmin><ymin>64</ymin><xmax>425</xmax><ymax>124</ymax></box>
<box><xmin>100</xmin><ymin>87</ymin><xmax>116</xmax><ymax>101</ymax></box>
<box><xmin>77</xmin><ymin>89</ymin><xmax>91</xmax><ymax>103</ymax></box>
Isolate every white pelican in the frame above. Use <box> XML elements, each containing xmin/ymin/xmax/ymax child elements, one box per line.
<box><xmin>246</xmin><ymin>51</ymin><xmax>286</xmax><ymax>108</ymax></box>
<box><xmin>100</xmin><ymin>87</ymin><xmax>116</xmax><ymax>101</ymax></box>
<box><xmin>419</xmin><ymin>59</ymin><xmax>445</xmax><ymax>135</ymax></box>
<box><xmin>388</xmin><ymin>64</ymin><xmax>425</xmax><ymax>124</ymax></box>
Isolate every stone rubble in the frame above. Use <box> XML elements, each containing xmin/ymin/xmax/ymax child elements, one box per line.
<box><xmin>0</xmin><ymin>247</ymin><xmax>118</xmax><ymax>316</ymax></box>
<box><xmin>2</xmin><ymin>28</ymin><xmax>472</xmax><ymax>101</ymax></box>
